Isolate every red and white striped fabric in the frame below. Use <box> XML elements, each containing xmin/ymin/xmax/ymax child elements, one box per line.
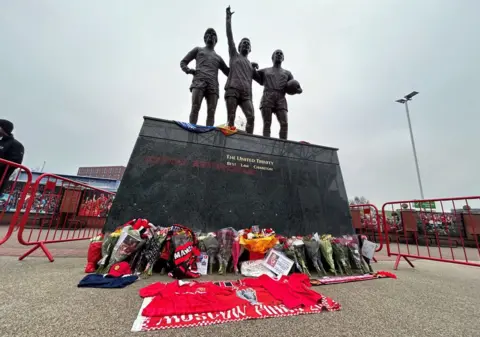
<box><xmin>132</xmin><ymin>274</ymin><xmax>341</xmax><ymax>332</ymax></box>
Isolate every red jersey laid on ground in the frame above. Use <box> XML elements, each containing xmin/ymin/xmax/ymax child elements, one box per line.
<box><xmin>139</xmin><ymin>273</ymin><xmax>337</xmax><ymax>318</ymax></box>
<box><xmin>241</xmin><ymin>273</ymin><xmax>323</xmax><ymax>309</ymax></box>
<box><xmin>141</xmin><ymin>281</ymin><xmax>247</xmax><ymax>317</ymax></box>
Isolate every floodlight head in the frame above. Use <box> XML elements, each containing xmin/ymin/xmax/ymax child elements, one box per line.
<box><xmin>395</xmin><ymin>99</ymin><xmax>407</xmax><ymax>104</ymax></box>
<box><xmin>404</xmin><ymin>91</ymin><xmax>419</xmax><ymax>100</ymax></box>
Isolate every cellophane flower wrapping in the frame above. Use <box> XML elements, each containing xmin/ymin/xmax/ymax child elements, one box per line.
<box><xmin>319</xmin><ymin>234</ymin><xmax>336</xmax><ymax>275</ymax></box>
<box><xmin>284</xmin><ymin>238</ymin><xmax>301</xmax><ymax>272</ymax></box>
<box><xmin>216</xmin><ymin>228</ymin><xmax>236</xmax><ymax>274</ymax></box>
<box><xmin>231</xmin><ymin>237</ymin><xmax>242</xmax><ymax>274</ymax></box>
<box><xmin>103</xmin><ymin>226</ymin><xmax>144</xmax><ymax>273</ymax></box>
<box><xmin>303</xmin><ymin>236</ymin><xmax>326</xmax><ymax>276</ymax></box>
<box><xmin>331</xmin><ymin>238</ymin><xmax>352</xmax><ymax>275</ymax></box>
<box><xmin>358</xmin><ymin>235</ymin><xmax>374</xmax><ymax>273</ymax></box>
<box><xmin>292</xmin><ymin>238</ymin><xmax>311</xmax><ymax>276</ymax></box>
<box><xmin>240</xmin><ymin>232</ymin><xmax>278</xmax><ymax>255</ymax></box>
<box><xmin>343</xmin><ymin>235</ymin><xmax>367</xmax><ymax>274</ymax></box>
<box><xmin>129</xmin><ymin>240</ymin><xmax>147</xmax><ymax>274</ymax></box>
<box><xmin>202</xmin><ymin>234</ymin><xmax>219</xmax><ymax>274</ymax></box>
<box><xmin>172</xmin><ymin>231</ymin><xmax>190</xmax><ymax>247</ymax></box>
<box><xmin>138</xmin><ymin>230</ymin><xmax>166</xmax><ymax>277</ymax></box>
<box><xmin>96</xmin><ymin>230</ymin><xmax>121</xmax><ymax>274</ymax></box>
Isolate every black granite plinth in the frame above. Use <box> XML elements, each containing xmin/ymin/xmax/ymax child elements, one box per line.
<box><xmin>104</xmin><ymin>117</ymin><xmax>353</xmax><ymax>236</ymax></box>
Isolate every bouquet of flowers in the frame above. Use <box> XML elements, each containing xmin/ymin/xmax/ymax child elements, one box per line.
<box><xmin>100</xmin><ymin>226</ymin><xmax>144</xmax><ymax>274</ymax></box>
<box><xmin>216</xmin><ymin>228</ymin><xmax>236</xmax><ymax>275</ymax></box>
<box><xmin>343</xmin><ymin>235</ymin><xmax>368</xmax><ymax>274</ymax></box>
<box><xmin>200</xmin><ymin>234</ymin><xmax>219</xmax><ymax>274</ymax></box>
<box><xmin>261</xmin><ymin>228</ymin><xmax>276</xmax><ymax>237</ymax></box>
<box><xmin>303</xmin><ymin>235</ymin><xmax>326</xmax><ymax>277</ymax></box>
<box><xmin>96</xmin><ymin>229</ymin><xmax>122</xmax><ymax>273</ymax></box>
<box><xmin>292</xmin><ymin>238</ymin><xmax>311</xmax><ymax>277</ymax></box>
<box><xmin>129</xmin><ymin>240</ymin><xmax>147</xmax><ymax>274</ymax></box>
<box><xmin>284</xmin><ymin>238</ymin><xmax>301</xmax><ymax>272</ymax></box>
<box><xmin>240</xmin><ymin>227</ymin><xmax>278</xmax><ymax>255</ymax></box>
<box><xmin>319</xmin><ymin>234</ymin><xmax>336</xmax><ymax>275</ymax></box>
<box><xmin>232</xmin><ymin>236</ymin><xmax>244</xmax><ymax>275</ymax></box>
<box><xmin>331</xmin><ymin>238</ymin><xmax>352</xmax><ymax>275</ymax></box>
<box><xmin>358</xmin><ymin>235</ymin><xmax>374</xmax><ymax>273</ymax></box>
<box><xmin>134</xmin><ymin>230</ymin><xmax>166</xmax><ymax>277</ymax></box>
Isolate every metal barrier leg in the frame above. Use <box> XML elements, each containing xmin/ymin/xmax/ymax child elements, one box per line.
<box><xmin>393</xmin><ymin>255</ymin><xmax>415</xmax><ymax>270</ymax></box>
<box><xmin>403</xmin><ymin>256</ymin><xmax>415</xmax><ymax>268</ymax></box>
<box><xmin>18</xmin><ymin>242</ymin><xmax>54</xmax><ymax>262</ymax></box>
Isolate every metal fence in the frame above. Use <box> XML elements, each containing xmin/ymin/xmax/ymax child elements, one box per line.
<box><xmin>350</xmin><ymin>203</ymin><xmax>384</xmax><ymax>254</ymax></box>
<box><xmin>16</xmin><ymin>173</ymin><xmax>115</xmax><ymax>262</ymax></box>
<box><xmin>381</xmin><ymin>197</ymin><xmax>480</xmax><ymax>269</ymax></box>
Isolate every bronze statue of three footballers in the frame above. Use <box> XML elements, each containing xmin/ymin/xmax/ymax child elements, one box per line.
<box><xmin>180</xmin><ymin>6</ymin><xmax>302</xmax><ymax>140</ymax></box>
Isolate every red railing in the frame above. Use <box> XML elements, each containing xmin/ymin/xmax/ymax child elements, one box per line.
<box><xmin>0</xmin><ymin>159</ymin><xmax>33</xmax><ymax>246</ymax></box>
<box><xmin>16</xmin><ymin>173</ymin><xmax>115</xmax><ymax>262</ymax></box>
<box><xmin>382</xmin><ymin>197</ymin><xmax>480</xmax><ymax>269</ymax></box>
<box><xmin>350</xmin><ymin>204</ymin><xmax>384</xmax><ymax>253</ymax></box>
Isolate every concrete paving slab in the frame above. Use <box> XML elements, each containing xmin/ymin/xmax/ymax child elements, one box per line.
<box><xmin>1</xmin><ymin>257</ymin><xmax>479</xmax><ymax>337</ymax></box>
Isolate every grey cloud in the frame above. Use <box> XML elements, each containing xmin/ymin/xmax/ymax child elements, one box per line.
<box><xmin>1</xmin><ymin>0</ymin><xmax>479</xmax><ymax>207</ymax></box>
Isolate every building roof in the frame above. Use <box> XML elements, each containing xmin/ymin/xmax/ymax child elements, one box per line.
<box><xmin>14</xmin><ymin>171</ymin><xmax>120</xmax><ymax>192</ymax></box>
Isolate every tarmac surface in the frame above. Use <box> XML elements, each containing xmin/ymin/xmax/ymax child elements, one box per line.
<box><xmin>1</xmin><ymin>255</ymin><xmax>480</xmax><ymax>337</ymax></box>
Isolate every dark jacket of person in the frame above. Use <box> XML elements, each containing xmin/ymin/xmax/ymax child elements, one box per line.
<box><xmin>0</xmin><ymin>135</ymin><xmax>24</xmax><ymax>187</ymax></box>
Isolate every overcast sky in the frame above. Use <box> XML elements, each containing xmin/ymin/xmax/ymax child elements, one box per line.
<box><xmin>1</xmin><ymin>0</ymin><xmax>479</xmax><ymax>206</ymax></box>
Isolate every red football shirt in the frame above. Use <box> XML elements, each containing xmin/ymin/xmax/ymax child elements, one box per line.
<box><xmin>241</xmin><ymin>274</ymin><xmax>322</xmax><ymax>309</ymax></box>
<box><xmin>141</xmin><ymin>281</ymin><xmax>246</xmax><ymax>317</ymax></box>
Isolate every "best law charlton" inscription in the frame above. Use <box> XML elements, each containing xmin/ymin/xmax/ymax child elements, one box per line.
<box><xmin>226</xmin><ymin>154</ymin><xmax>274</xmax><ymax>172</ymax></box>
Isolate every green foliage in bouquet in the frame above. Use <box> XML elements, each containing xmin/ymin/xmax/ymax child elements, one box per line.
<box><xmin>343</xmin><ymin>236</ymin><xmax>368</xmax><ymax>274</ymax></box>
<box><xmin>303</xmin><ymin>238</ymin><xmax>327</xmax><ymax>276</ymax></box>
<box><xmin>96</xmin><ymin>234</ymin><xmax>120</xmax><ymax>274</ymax></box>
<box><xmin>293</xmin><ymin>241</ymin><xmax>311</xmax><ymax>277</ymax></box>
<box><xmin>97</xmin><ymin>226</ymin><xmax>144</xmax><ymax>274</ymax></box>
<box><xmin>332</xmin><ymin>241</ymin><xmax>352</xmax><ymax>275</ymax></box>
<box><xmin>319</xmin><ymin>235</ymin><xmax>336</xmax><ymax>275</ymax></box>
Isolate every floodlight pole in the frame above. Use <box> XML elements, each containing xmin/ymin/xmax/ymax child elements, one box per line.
<box><xmin>396</xmin><ymin>92</ymin><xmax>425</xmax><ymax>200</ymax></box>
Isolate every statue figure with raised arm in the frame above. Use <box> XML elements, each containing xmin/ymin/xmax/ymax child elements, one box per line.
<box><xmin>254</xmin><ymin>49</ymin><xmax>303</xmax><ymax>140</ymax></box>
<box><xmin>224</xmin><ymin>6</ymin><xmax>258</xmax><ymax>134</ymax></box>
<box><xmin>180</xmin><ymin>28</ymin><xmax>229</xmax><ymax>126</ymax></box>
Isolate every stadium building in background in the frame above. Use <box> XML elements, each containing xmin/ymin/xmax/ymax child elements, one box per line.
<box><xmin>77</xmin><ymin>166</ymin><xmax>126</xmax><ymax>180</ymax></box>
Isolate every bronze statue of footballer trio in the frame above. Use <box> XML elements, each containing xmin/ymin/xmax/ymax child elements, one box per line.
<box><xmin>180</xmin><ymin>6</ymin><xmax>303</xmax><ymax>140</ymax></box>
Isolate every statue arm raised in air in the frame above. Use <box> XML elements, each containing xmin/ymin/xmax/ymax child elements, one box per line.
<box><xmin>180</xmin><ymin>47</ymin><xmax>199</xmax><ymax>75</ymax></box>
<box><xmin>226</xmin><ymin>6</ymin><xmax>237</xmax><ymax>58</ymax></box>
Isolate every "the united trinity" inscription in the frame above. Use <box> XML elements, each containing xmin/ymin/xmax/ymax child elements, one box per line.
<box><xmin>226</xmin><ymin>154</ymin><xmax>274</xmax><ymax>171</ymax></box>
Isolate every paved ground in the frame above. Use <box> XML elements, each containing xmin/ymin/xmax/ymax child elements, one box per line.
<box><xmin>1</xmin><ymin>256</ymin><xmax>480</xmax><ymax>337</ymax></box>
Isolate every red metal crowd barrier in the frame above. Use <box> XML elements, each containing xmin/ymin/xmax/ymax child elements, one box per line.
<box><xmin>382</xmin><ymin>197</ymin><xmax>480</xmax><ymax>269</ymax></box>
<box><xmin>0</xmin><ymin>159</ymin><xmax>33</xmax><ymax>246</ymax></box>
<box><xmin>350</xmin><ymin>204</ymin><xmax>384</xmax><ymax>259</ymax></box>
<box><xmin>16</xmin><ymin>173</ymin><xmax>115</xmax><ymax>262</ymax></box>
